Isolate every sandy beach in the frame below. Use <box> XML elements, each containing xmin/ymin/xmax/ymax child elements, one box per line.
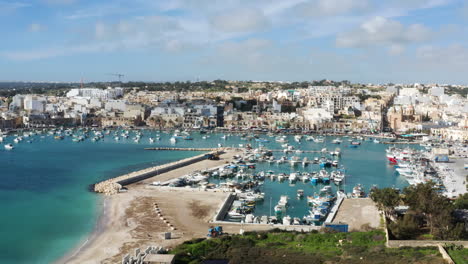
<box><xmin>59</xmin><ymin>149</ymin><xmax>259</xmax><ymax>263</ymax></box>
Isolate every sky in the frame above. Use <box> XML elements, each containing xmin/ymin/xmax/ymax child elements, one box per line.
<box><xmin>1</xmin><ymin>0</ymin><xmax>468</xmax><ymax>84</ymax></box>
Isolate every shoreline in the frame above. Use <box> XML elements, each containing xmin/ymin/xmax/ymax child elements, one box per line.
<box><xmin>54</xmin><ymin>196</ymin><xmax>110</xmax><ymax>264</ymax></box>
<box><xmin>56</xmin><ymin>149</ymin><xmax>241</xmax><ymax>263</ymax></box>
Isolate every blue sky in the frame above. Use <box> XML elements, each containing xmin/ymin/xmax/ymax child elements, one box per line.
<box><xmin>1</xmin><ymin>0</ymin><xmax>468</xmax><ymax>84</ymax></box>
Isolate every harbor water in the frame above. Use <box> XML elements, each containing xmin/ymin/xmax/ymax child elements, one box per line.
<box><xmin>0</xmin><ymin>130</ymin><xmax>414</xmax><ymax>263</ymax></box>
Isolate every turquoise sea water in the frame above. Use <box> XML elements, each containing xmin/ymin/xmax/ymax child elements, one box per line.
<box><xmin>0</xmin><ymin>130</ymin><xmax>414</xmax><ymax>264</ymax></box>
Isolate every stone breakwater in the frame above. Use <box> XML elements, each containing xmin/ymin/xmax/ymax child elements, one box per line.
<box><xmin>94</xmin><ymin>149</ymin><xmax>224</xmax><ymax>195</ymax></box>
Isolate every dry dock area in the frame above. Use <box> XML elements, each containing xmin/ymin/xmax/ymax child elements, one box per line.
<box><xmin>332</xmin><ymin>198</ymin><xmax>381</xmax><ymax>231</ymax></box>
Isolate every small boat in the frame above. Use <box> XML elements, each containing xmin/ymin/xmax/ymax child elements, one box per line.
<box><xmin>170</xmin><ymin>137</ymin><xmax>177</xmax><ymax>143</ymax></box>
<box><xmin>149</xmin><ymin>137</ymin><xmax>154</xmax><ymax>143</ymax></box>
<box><xmin>373</xmin><ymin>139</ymin><xmax>380</xmax><ymax>143</ymax></box>
<box><xmin>332</xmin><ymin>160</ymin><xmax>339</xmax><ymax>167</ymax></box>
<box><xmin>297</xmin><ymin>189</ymin><xmax>304</xmax><ymax>198</ymax></box>
<box><xmin>351</xmin><ymin>141</ymin><xmax>361</xmax><ymax>145</ymax></box>
<box><xmin>352</xmin><ymin>184</ymin><xmax>365</xmax><ymax>198</ymax></box>
<box><xmin>332</xmin><ymin>139</ymin><xmax>341</xmax><ymax>144</ymax></box>
<box><xmin>288</xmin><ymin>173</ymin><xmax>298</xmax><ymax>183</ymax></box>
<box><xmin>282</xmin><ymin>215</ymin><xmax>292</xmax><ymax>225</ymax></box>
<box><xmin>4</xmin><ymin>144</ymin><xmax>14</xmax><ymax>150</ymax></box>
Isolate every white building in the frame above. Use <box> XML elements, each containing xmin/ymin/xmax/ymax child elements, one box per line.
<box><xmin>24</xmin><ymin>95</ymin><xmax>46</xmax><ymax>113</ymax></box>
<box><xmin>429</xmin><ymin>87</ymin><xmax>444</xmax><ymax>97</ymax></box>
<box><xmin>66</xmin><ymin>87</ymin><xmax>124</xmax><ymax>100</ymax></box>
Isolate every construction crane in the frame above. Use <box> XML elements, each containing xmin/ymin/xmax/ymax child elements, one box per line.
<box><xmin>108</xmin><ymin>73</ymin><xmax>125</xmax><ymax>83</ymax></box>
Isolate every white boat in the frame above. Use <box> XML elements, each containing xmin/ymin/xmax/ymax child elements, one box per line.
<box><xmin>352</xmin><ymin>184</ymin><xmax>365</xmax><ymax>198</ymax></box>
<box><xmin>170</xmin><ymin>137</ymin><xmax>177</xmax><ymax>143</ymax></box>
<box><xmin>277</xmin><ymin>173</ymin><xmax>285</xmax><ymax>181</ymax></box>
<box><xmin>294</xmin><ymin>135</ymin><xmax>302</xmax><ymax>142</ymax></box>
<box><xmin>332</xmin><ymin>138</ymin><xmax>341</xmax><ymax>144</ymax></box>
<box><xmin>289</xmin><ymin>156</ymin><xmax>300</xmax><ymax>166</ymax></box>
<box><xmin>288</xmin><ymin>173</ymin><xmax>298</xmax><ymax>183</ymax></box>
<box><xmin>228</xmin><ymin>210</ymin><xmax>245</xmax><ymax>219</ymax></box>
<box><xmin>0</xmin><ymin>137</ymin><xmax>3</xmax><ymax>143</ymax></box>
<box><xmin>114</xmin><ymin>136</ymin><xmax>120</xmax><ymax>141</ymax></box>
<box><xmin>275</xmin><ymin>136</ymin><xmax>288</xmax><ymax>143</ymax></box>
<box><xmin>4</xmin><ymin>144</ymin><xmax>14</xmax><ymax>150</ymax></box>
<box><xmin>149</xmin><ymin>137</ymin><xmax>155</xmax><ymax>143</ymax></box>
<box><xmin>282</xmin><ymin>215</ymin><xmax>292</xmax><ymax>225</ymax></box>
<box><xmin>302</xmin><ymin>157</ymin><xmax>308</xmax><ymax>167</ymax></box>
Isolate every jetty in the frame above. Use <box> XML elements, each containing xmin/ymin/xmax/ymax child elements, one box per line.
<box><xmin>144</xmin><ymin>147</ymin><xmax>220</xmax><ymax>151</ymax></box>
<box><xmin>382</xmin><ymin>141</ymin><xmax>420</xmax><ymax>145</ymax></box>
<box><xmin>94</xmin><ymin>149</ymin><xmax>225</xmax><ymax>195</ymax></box>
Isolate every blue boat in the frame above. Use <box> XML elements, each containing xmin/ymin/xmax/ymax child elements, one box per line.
<box><xmin>310</xmin><ymin>176</ymin><xmax>319</xmax><ymax>185</ymax></box>
<box><xmin>349</xmin><ymin>145</ymin><xmax>358</xmax><ymax>148</ymax></box>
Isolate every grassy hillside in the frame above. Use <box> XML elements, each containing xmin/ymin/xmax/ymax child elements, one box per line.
<box><xmin>170</xmin><ymin>230</ymin><xmax>445</xmax><ymax>264</ymax></box>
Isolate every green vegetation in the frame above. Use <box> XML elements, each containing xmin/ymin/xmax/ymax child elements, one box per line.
<box><xmin>170</xmin><ymin>230</ymin><xmax>445</xmax><ymax>264</ymax></box>
<box><xmin>445</xmin><ymin>244</ymin><xmax>468</xmax><ymax>264</ymax></box>
<box><xmin>447</xmin><ymin>248</ymin><xmax>468</xmax><ymax>264</ymax></box>
<box><xmin>370</xmin><ymin>183</ymin><xmax>468</xmax><ymax>240</ymax></box>
<box><xmin>454</xmin><ymin>193</ymin><xmax>468</xmax><ymax>210</ymax></box>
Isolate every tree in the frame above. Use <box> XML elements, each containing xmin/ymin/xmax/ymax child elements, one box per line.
<box><xmin>453</xmin><ymin>193</ymin><xmax>468</xmax><ymax>210</ymax></box>
<box><xmin>370</xmin><ymin>188</ymin><xmax>401</xmax><ymax>218</ymax></box>
<box><xmin>403</xmin><ymin>182</ymin><xmax>455</xmax><ymax>238</ymax></box>
<box><xmin>388</xmin><ymin>214</ymin><xmax>420</xmax><ymax>239</ymax></box>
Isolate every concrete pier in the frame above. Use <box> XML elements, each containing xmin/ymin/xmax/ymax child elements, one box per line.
<box><xmin>144</xmin><ymin>147</ymin><xmax>221</xmax><ymax>151</ymax></box>
<box><xmin>94</xmin><ymin>150</ymin><xmax>224</xmax><ymax>195</ymax></box>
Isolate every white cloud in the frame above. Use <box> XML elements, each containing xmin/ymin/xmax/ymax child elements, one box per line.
<box><xmin>28</xmin><ymin>23</ymin><xmax>46</xmax><ymax>32</ymax></box>
<box><xmin>211</xmin><ymin>8</ymin><xmax>270</xmax><ymax>33</ymax></box>
<box><xmin>388</xmin><ymin>44</ymin><xmax>405</xmax><ymax>55</ymax></box>
<box><xmin>295</xmin><ymin>0</ymin><xmax>372</xmax><ymax>17</ymax></box>
<box><xmin>336</xmin><ymin>16</ymin><xmax>431</xmax><ymax>48</ymax></box>
<box><xmin>416</xmin><ymin>44</ymin><xmax>468</xmax><ymax>67</ymax></box>
<box><xmin>42</xmin><ymin>0</ymin><xmax>76</xmax><ymax>5</ymax></box>
<box><xmin>0</xmin><ymin>1</ymin><xmax>29</xmax><ymax>14</ymax></box>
